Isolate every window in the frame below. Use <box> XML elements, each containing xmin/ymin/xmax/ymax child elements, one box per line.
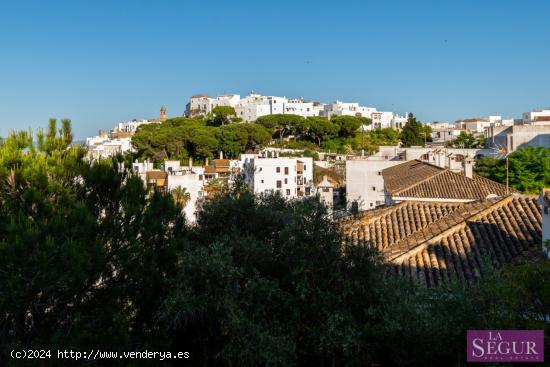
<box><xmin>276</xmin><ymin>180</ymin><xmax>282</xmax><ymax>188</ymax></box>
<box><xmin>261</xmin><ymin>179</ymin><xmax>264</xmax><ymax>183</ymax></box>
<box><xmin>199</xmin><ymin>174</ymin><xmax>203</xmax><ymax>180</ymax></box>
<box><xmin>276</xmin><ymin>167</ymin><xmax>280</xmax><ymax>173</ymax></box>
<box><xmin>370</xmin><ymin>203</ymin><xmax>374</xmax><ymax>207</ymax></box>
<box><xmin>372</xmin><ymin>186</ymin><xmax>376</xmax><ymax>191</ymax></box>
<box><xmin>284</xmin><ymin>178</ymin><xmax>288</xmax><ymax>184</ymax></box>
<box><xmin>284</xmin><ymin>167</ymin><xmax>289</xmax><ymax>175</ymax></box>
<box><xmin>545</xmin><ymin>207</ymin><xmax>549</xmax><ymax>215</ymax></box>
<box><xmin>286</xmin><ymin>189</ymin><xmax>290</xmax><ymax>196</ymax></box>
<box><xmin>303</xmin><ymin>165</ymin><xmax>306</xmax><ymax>171</ymax></box>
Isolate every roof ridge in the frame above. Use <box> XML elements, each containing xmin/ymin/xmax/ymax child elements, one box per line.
<box><xmin>385</xmin><ymin>196</ymin><xmax>515</xmax><ymax>263</ymax></box>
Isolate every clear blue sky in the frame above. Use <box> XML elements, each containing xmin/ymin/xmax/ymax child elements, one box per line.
<box><xmin>1</xmin><ymin>0</ymin><xmax>549</xmax><ymax>139</ymax></box>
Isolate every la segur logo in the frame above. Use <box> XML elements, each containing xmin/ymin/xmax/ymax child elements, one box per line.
<box><xmin>467</xmin><ymin>330</ymin><xmax>544</xmax><ymax>362</ymax></box>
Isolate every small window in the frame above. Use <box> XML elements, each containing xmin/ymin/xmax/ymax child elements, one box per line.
<box><xmin>261</xmin><ymin>179</ymin><xmax>264</xmax><ymax>183</ymax></box>
<box><xmin>303</xmin><ymin>165</ymin><xmax>306</xmax><ymax>171</ymax></box>
<box><xmin>545</xmin><ymin>207</ymin><xmax>549</xmax><ymax>215</ymax></box>
<box><xmin>372</xmin><ymin>186</ymin><xmax>376</xmax><ymax>191</ymax></box>
<box><xmin>276</xmin><ymin>180</ymin><xmax>282</xmax><ymax>188</ymax></box>
<box><xmin>286</xmin><ymin>189</ymin><xmax>290</xmax><ymax>195</ymax></box>
<box><xmin>370</xmin><ymin>203</ymin><xmax>374</xmax><ymax>207</ymax></box>
<box><xmin>276</xmin><ymin>167</ymin><xmax>280</xmax><ymax>173</ymax></box>
<box><xmin>284</xmin><ymin>167</ymin><xmax>289</xmax><ymax>175</ymax></box>
<box><xmin>284</xmin><ymin>178</ymin><xmax>288</xmax><ymax>184</ymax></box>
<box><xmin>199</xmin><ymin>174</ymin><xmax>203</xmax><ymax>180</ymax></box>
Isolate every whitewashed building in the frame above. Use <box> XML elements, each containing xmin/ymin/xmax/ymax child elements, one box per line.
<box><xmin>315</xmin><ymin>175</ymin><xmax>334</xmax><ymax>209</ymax></box>
<box><xmin>186</xmin><ymin>94</ymin><xmax>213</xmax><ymax>117</ymax></box>
<box><xmin>86</xmin><ymin>136</ymin><xmax>133</xmax><ymax>161</ymax></box>
<box><xmin>240</xmin><ymin>153</ymin><xmax>314</xmax><ymax>198</ymax></box>
<box><xmin>522</xmin><ymin>107</ymin><xmax>550</xmax><ymax>124</ymax></box>
<box><xmin>211</xmin><ymin>94</ymin><xmax>241</xmax><ymax>109</ymax></box>
<box><xmin>346</xmin><ymin>159</ymin><xmax>403</xmax><ymax>211</ymax></box>
<box><xmin>322</xmin><ymin>101</ymin><xmax>377</xmax><ymax>120</ymax></box>
<box><xmin>455</xmin><ymin>116</ymin><xmax>503</xmax><ymax>134</ymax></box>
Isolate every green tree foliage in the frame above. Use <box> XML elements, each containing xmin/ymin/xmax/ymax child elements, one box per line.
<box><xmin>255</xmin><ymin>114</ymin><xmax>305</xmax><ymax>140</ymax></box>
<box><xmin>132</xmin><ymin>118</ymin><xmax>272</xmax><ymax>162</ymax></box>
<box><xmin>216</xmin><ymin>123</ymin><xmax>271</xmax><ymax>157</ymax></box>
<box><xmin>0</xmin><ymin>122</ymin><xmax>187</xmax><ymax>363</ymax></box>
<box><xmin>172</xmin><ymin>186</ymin><xmax>191</xmax><ymax>208</ymax></box>
<box><xmin>400</xmin><ymin>113</ymin><xmax>426</xmax><ymax>147</ymax></box>
<box><xmin>331</xmin><ymin>115</ymin><xmax>367</xmax><ymax>138</ymax></box>
<box><xmin>356</xmin><ymin>128</ymin><xmax>401</xmax><ymax>154</ymax></box>
<box><xmin>208</xmin><ymin>106</ymin><xmax>237</xmax><ymax>126</ymax></box>
<box><xmin>305</xmin><ymin>117</ymin><xmax>340</xmax><ymax>146</ymax></box>
<box><xmin>419</xmin><ymin>123</ymin><xmax>433</xmax><ymax>143</ymax></box>
<box><xmin>475</xmin><ymin>146</ymin><xmax>550</xmax><ymax>193</ymax></box>
<box><xmin>159</xmin><ymin>191</ymin><xmax>385</xmax><ymax>366</ymax></box>
<box><xmin>450</xmin><ymin>131</ymin><xmax>484</xmax><ymax>148</ymax></box>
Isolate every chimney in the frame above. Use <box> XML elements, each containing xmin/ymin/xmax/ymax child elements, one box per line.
<box><xmin>219</xmin><ymin>151</ymin><xmax>223</xmax><ymax>160</ymax></box>
<box><xmin>189</xmin><ymin>157</ymin><xmax>193</xmax><ymax>170</ymax></box>
<box><xmin>464</xmin><ymin>156</ymin><xmax>473</xmax><ymax>179</ymax></box>
<box><xmin>205</xmin><ymin>157</ymin><xmax>209</xmax><ymax>166</ymax></box>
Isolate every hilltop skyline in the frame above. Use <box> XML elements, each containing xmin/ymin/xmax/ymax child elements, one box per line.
<box><xmin>1</xmin><ymin>0</ymin><xmax>550</xmax><ymax>139</ymax></box>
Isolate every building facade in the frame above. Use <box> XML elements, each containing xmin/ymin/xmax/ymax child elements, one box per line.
<box><xmin>240</xmin><ymin>154</ymin><xmax>314</xmax><ymax>198</ymax></box>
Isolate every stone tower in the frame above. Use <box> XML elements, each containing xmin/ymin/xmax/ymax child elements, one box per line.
<box><xmin>160</xmin><ymin>105</ymin><xmax>167</xmax><ymax>122</ymax></box>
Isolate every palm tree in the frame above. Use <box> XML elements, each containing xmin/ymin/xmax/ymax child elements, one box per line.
<box><xmin>172</xmin><ymin>187</ymin><xmax>191</xmax><ymax>208</ymax></box>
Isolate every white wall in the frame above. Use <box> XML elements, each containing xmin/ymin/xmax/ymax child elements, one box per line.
<box><xmin>167</xmin><ymin>172</ymin><xmax>205</xmax><ymax>223</ymax></box>
<box><xmin>346</xmin><ymin>160</ymin><xmax>403</xmax><ymax>211</ymax></box>
<box><xmin>241</xmin><ymin>156</ymin><xmax>313</xmax><ymax>198</ymax></box>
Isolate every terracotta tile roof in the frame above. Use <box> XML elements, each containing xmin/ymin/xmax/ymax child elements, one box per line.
<box><xmin>204</xmin><ymin>166</ymin><xmax>217</xmax><ymax>174</ymax></box>
<box><xmin>212</xmin><ymin>159</ymin><xmax>230</xmax><ymax>167</ymax></box>
<box><xmin>382</xmin><ymin>160</ymin><xmax>511</xmax><ymax>201</ymax></box>
<box><xmin>342</xmin><ymin>196</ymin><xmax>542</xmax><ymax>287</ymax></box>
<box><xmin>341</xmin><ymin>201</ymin><xmax>464</xmax><ymax>251</ymax></box>
<box><xmin>146</xmin><ymin>171</ymin><xmax>168</xmax><ymax>180</ymax></box>
<box><xmin>382</xmin><ymin>160</ymin><xmax>443</xmax><ymax>193</ymax></box>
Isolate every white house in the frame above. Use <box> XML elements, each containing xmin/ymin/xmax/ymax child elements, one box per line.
<box><xmin>283</xmin><ymin>98</ymin><xmax>320</xmax><ymax>117</ymax></box>
<box><xmin>167</xmin><ymin>168</ymin><xmax>206</xmax><ymax>223</ymax></box>
<box><xmin>315</xmin><ymin>175</ymin><xmax>334</xmax><ymax>210</ymax></box>
<box><xmin>186</xmin><ymin>94</ymin><xmax>213</xmax><ymax>117</ymax></box>
<box><xmin>240</xmin><ymin>153</ymin><xmax>314</xmax><ymax>198</ymax></box>
<box><xmin>346</xmin><ymin>159</ymin><xmax>403</xmax><ymax>211</ymax></box>
<box><xmin>115</xmin><ymin>119</ymin><xmax>152</xmax><ymax>134</ymax></box>
<box><xmin>522</xmin><ymin>107</ymin><xmax>550</xmax><ymax>124</ymax></box>
<box><xmin>211</xmin><ymin>94</ymin><xmax>241</xmax><ymax>109</ymax></box>
<box><xmin>455</xmin><ymin>116</ymin><xmax>502</xmax><ymax>134</ymax></box>
<box><xmin>86</xmin><ymin>137</ymin><xmax>133</xmax><ymax>161</ymax></box>
<box><xmin>322</xmin><ymin>101</ymin><xmax>377</xmax><ymax>120</ymax></box>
